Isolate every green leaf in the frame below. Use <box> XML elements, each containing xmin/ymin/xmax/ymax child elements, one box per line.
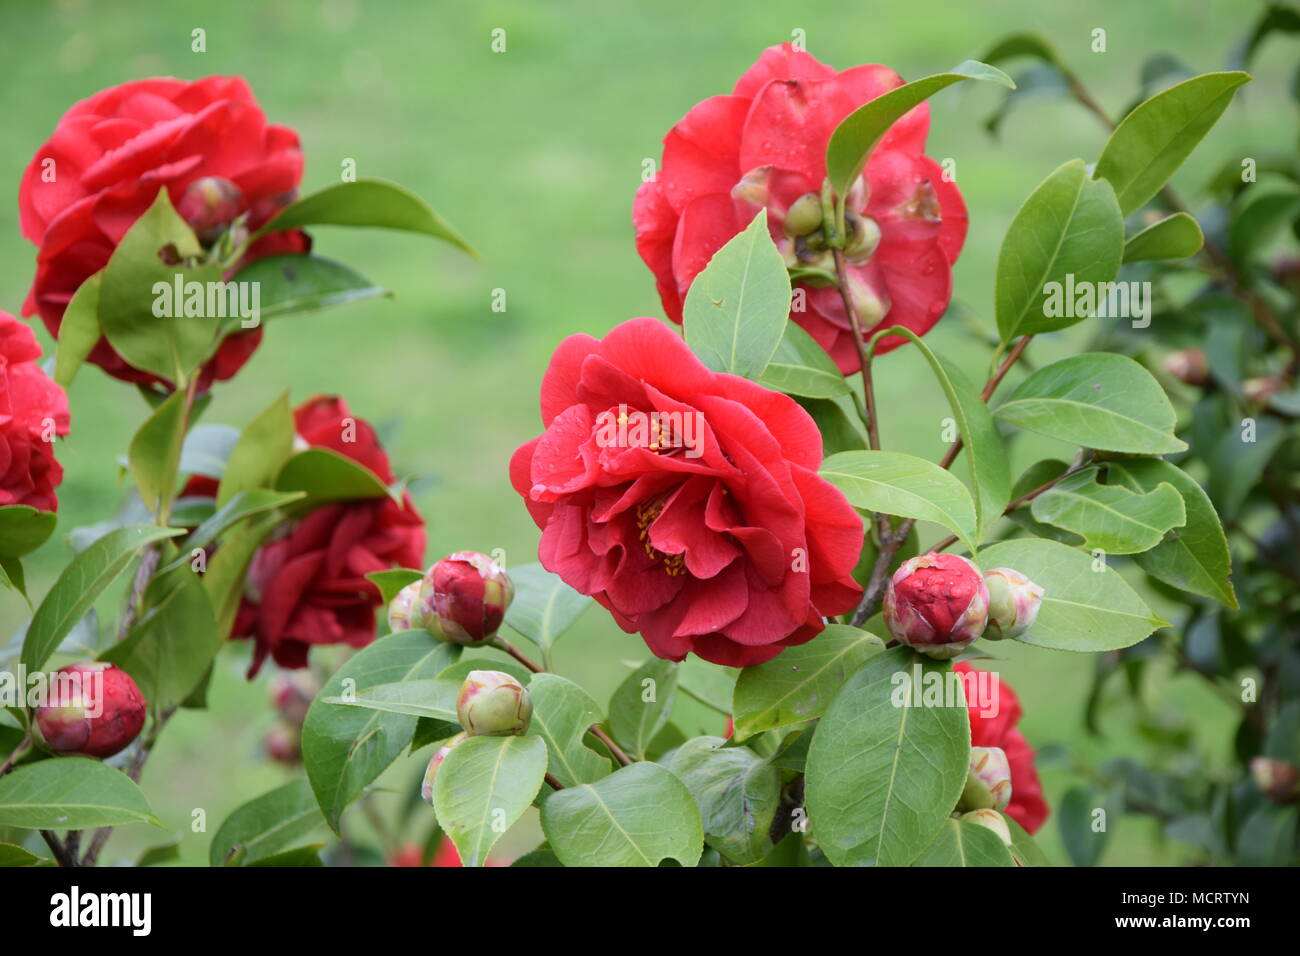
<box><xmin>1228</xmin><ymin>187</ymin><xmax>1300</xmax><ymax>268</ymax></box>
<box><xmin>0</xmin><ymin>842</ymin><xmax>45</xmax><ymax>866</ymax></box>
<box><xmin>995</xmin><ymin>352</ymin><xmax>1187</xmax><ymax>454</ymax></box>
<box><xmin>683</xmin><ymin>211</ymin><xmax>791</xmax><ymax>380</ymax></box>
<box><xmin>53</xmin><ymin>272</ymin><xmax>102</xmax><ymax>387</ymax></box>
<box><xmin>0</xmin><ymin>505</ymin><xmax>57</xmax><ymax>560</ymax></box>
<box><xmin>676</xmin><ymin>656</ymin><xmax>738</xmax><ymax>714</ymax></box>
<box><xmin>826</xmin><ymin>61</ymin><xmax>1014</xmax><ymax>199</ymax></box>
<box><xmin>821</xmin><ymin>450</ymin><xmax>979</xmax><ymax>552</ymax></box>
<box><xmin>178</xmin><ymin>424</ymin><xmax>240</xmax><ymax>480</ymax></box>
<box><xmin>875</xmin><ymin>327</ymin><xmax>1012</xmax><ymax>541</ymax></box>
<box><xmin>1206</xmin><ymin>415</ymin><xmax>1286</xmax><ymax>520</ymax></box>
<box><xmin>127</xmin><ymin>388</ymin><xmax>188</xmax><ymax>515</ymax></box>
<box><xmin>0</xmin><ymin>757</ymin><xmax>160</xmax><ymax>829</ymax></box>
<box><xmin>22</xmin><ymin>525</ymin><xmax>182</xmax><ymax>672</ymax></box>
<box><xmin>525</xmin><ymin>674</ymin><xmax>611</xmax><ymax>788</ymax></box>
<box><xmin>209</xmin><ymin>779</ymin><xmax>325</xmax><ymax>866</ymax></box>
<box><xmin>1005</xmin><ymin>816</ymin><xmax>1052</xmax><ymax>866</ymax></box>
<box><xmin>227</xmin><ymin>254</ymin><xmax>390</xmax><ymax>321</ymax></box>
<box><xmin>669</xmin><ymin>736</ymin><xmax>781</xmax><ymax>865</ymax></box>
<box><xmin>101</xmin><ymin>571</ymin><xmax>222</xmax><ymax>713</ymax></box>
<box><xmin>608</xmin><ymin>658</ymin><xmax>678</xmax><ymax>759</ymax></box>
<box><xmin>217</xmin><ymin>391</ymin><xmax>295</xmax><ymax>508</ymax></box>
<box><xmin>798</xmin><ymin>398</ymin><xmax>864</xmax><ymax>457</ymax></box>
<box><xmin>805</xmin><ymin>647</ymin><xmax>970</xmax><ymax>866</ymax></box>
<box><xmin>1058</xmin><ymin>786</ymin><xmax>1113</xmax><ymax>866</ymax></box>
<box><xmin>162</xmin><ymin>489</ymin><xmax>306</xmax><ymax>575</ymax></box>
<box><xmin>135</xmin><ymin>840</ymin><xmax>181</xmax><ymax>867</ymax></box>
<box><xmin>256</xmin><ymin>178</ymin><xmax>476</xmax><ymax>257</ymax></box>
<box><xmin>1029</xmin><ymin>466</ymin><xmax>1187</xmax><ymax>554</ymax></box>
<box><xmin>98</xmin><ymin>190</ymin><xmax>222</xmax><ymax>383</ymax></box>
<box><xmin>1123</xmin><ymin>212</ymin><xmax>1204</xmax><ymax>262</ymax></box>
<box><xmin>1095</xmin><ymin>72</ymin><xmax>1251</xmax><ymax>216</ymax></box>
<box><xmin>732</xmin><ymin>624</ymin><xmax>885</xmax><ymax>739</ymax></box>
<box><xmin>434</xmin><ymin>734</ymin><xmax>548</xmax><ymax>867</ymax></box>
<box><xmin>245</xmin><ymin>844</ymin><xmax>324</xmax><ymax>867</ymax></box>
<box><xmin>758</xmin><ymin>321</ymin><xmax>850</xmax><ymax>398</ymax></box>
<box><xmin>275</xmin><ymin>447</ymin><xmax>390</xmax><ymax>507</ymax></box>
<box><xmin>540</xmin><ymin>761</ymin><xmax>703</xmax><ymax>867</ymax></box>
<box><xmin>323</xmin><ymin>677</ymin><xmax>460</xmax><ymax>721</ymax></box>
<box><xmin>367</xmin><ymin>568</ymin><xmax>423</xmax><ymax>606</ymax></box>
<box><xmin>1109</xmin><ymin>459</ymin><xmax>1237</xmax><ymax>608</ymax></box>
<box><xmin>976</xmin><ymin>538</ymin><xmax>1167</xmax><ymax>650</ymax></box>
<box><xmin>303</xmin><ymin>630</ymin><xmax>458</xmax><ymax>832</ymax></box>
<box><xmin>911</xmin><ymin>817</ymin><xmax>1016</xmax><ymax>866</ymax></box>
<box><xmin>201</xmin><ymin>512</ymin><xmax>281</xmax><ymax>638</ymax></box>
<box><xmin>0</xmin><ymin>557</ymin><xmax>27</xmax><ymax>602</ymax></box>
<box><xmin>994</xmin><ymin>159</ymin><xmax>1124</xmax><ymax>340</ymax></box>
<box><xmin>502</xmin><ymin>563</ymin><xmax>592</xmax><ymax>662</ymax></box>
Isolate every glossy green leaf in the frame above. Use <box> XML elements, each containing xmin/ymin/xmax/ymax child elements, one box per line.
<box><xmin>732</xmin><ymin>624</ymin><xmax>885</xmax><ymax>739</ymax></box>
<box><xmin>367</xmin><ymin>568</ymin><xmax>423</xmax><ymax>606</ymax></box>
<box><xmin>22</xmin><ymin>525</ymin><xmax>182</xmax><ymax>672</ymax></box>
<box><xmin>227</xmin><ymin>254</ymin><xmax>389</xmax><ymax>321</ymax></box>
<box><xmin>217</xmin><ymin>391</ymin><xmax>295</xmax><ymax>508</ymax></box>
<box><xmin>53</xmin><ymin>272</ymin><xmax>102</xmax><ymax>387</ymax></box>
<box><xmin>163</xmin><ymin>489</ymin><xmax>306</xmax><ymax>575</ymax></box>
<box><xmin>805</xmin><ymin>647</ymin><xmax>970</xmax><ymax>866</ymax></box>
<box><xmin>1006</xmin><ymin>816</ymin><xmax>1052</xmax><ymax>866</ymax></box>
<box><xmin>502</xmin><ymin>563</ymin><xmax>592</xmax><ymax>662</ymax></box>
<box><xmin>0</xmin><ymin>842</ymin><xmax>45</xmax><ymax>866</ymax></box>
<box><xmin>322</xmin><ymin>677</ymin><xmax>460</xmax><ymax>721</ymax></box>
<box><xmin>758</xmin><ymin>321</ymin><xmax>850</xmax><ymax>398</ymax></box>
<box><xmin>275</xmin><ymin>447</ymin><xmax>390</xmax><ymax>507</ymax></box>
<box><xmin>0</xmin><ymin>506</ymin><xmax>57</xmax><ymax>560</ymax></box>
<box><xmin>1030</xmin><ymin>467</ymin><xmax>1187</xmax><ymax>554</ymax></box>
<box><xmin>1123</xmin><ymin>212</ymin><xmax>1204</xmax><ymax>262</ymax></box>
<box><xmin>0</xmin><ymin>758</ymin><xmax>160</xmax><ymax>829</ymax></box>
<box><xmin>434</xmin><ymin>734</ymin><xmax>548</xmax><ymax>867</ymax></box>
<box><xmin>525</xmin><ymin>674</ymin><xmax>611</xmax><ymax>788</ymax></box>
<box><xmin>669</xmin><ymin>735</ymin><xmax>781</xmax><ymax>865</ymax></box>
<box><xmin>256</xmin><ymin>178</ymin><xmax>476</xmax><ymax>256</ymax></box>
<box><xmin>826</xmin><ymin>61</ymin><xmax>1013</xmax><ymax>198</ymax></box>
<box><xmin>1095</xmin><ymin>72</ymin><xmax>1251</xmax><ymax>215</ymax></box>
<box><xmin>608</xmin><ymin>658</ymin><xmax>678</xmax><ymax>759</ymax></box>
<box><xmin>995</xmin><ymin>159</ymin><xmax>1124</xmax><ymax>340</ymax></box>
<box><xmin>995</xmin><ymin>353</ymin><xmax>1187</xmax><ymax>454</ymax></box>
<box><xmin>676</xmin><ymin>656</ymin><xmax>738</xmax><ymax>714</ymax></box>
<box><xmin>977</xmin><ymin>538</ymin><xmax>1167</xmax><ymax>650</ymax></box>
<box><xmin>683</xmin><ymin>211</ymin><xmax>791</xmax><ymax>380</ymax></box>
<box><xmin>821</xmin><ymin>450</ymin><xmax>978</xmax><ymax>552</ymax></box>
<box><xmin>209</xmin><ymin>779</ymin><xmax>325</xmax><ymax>866</ymax></box>
<box><xmin>541</xmin><ymin>761</ymin><xmax>703</xmax><ymax>867</ymax></box>
<box><xmin>127</xmin><ymin>388</ymin><xmax>188</xmax><ymax>515</ymax></box>
<box><xmin>911</xmin><ymin>817</ymin><xmax>1016</xmax><ymax>866</ymax></box>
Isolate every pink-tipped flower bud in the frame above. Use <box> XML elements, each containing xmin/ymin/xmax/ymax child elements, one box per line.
<box><xmin>883</xmin><ymin>553</ymin><xmax>989</xmax><ymax>658</ymax></box>
<box><xmin>1251</xmin><ymin>757</ymin><xmax>1300</xmax><ymax>805</ymax></box>
<box><xmin>269</xmin><ymin>670</ymin><xmax>318</xmax><ymax>726</ymax></box>
<box><xmin>959</xmin><ymin>746</ymin><xmax>1013</xmax><ymax>812</ymax></box>
<box><xmin>1161</xmin><ymin>348</ymin><xmax>1208</xmax><ymax>387</ymax></box>
<box><xmin>983</xmin><ymin>568</ymin><xmax>1045</xmax><ymax>641</ymax></box>
<box><xmin>35</xmin><ymin>662</ymin><xmax>146</xmax><ymax>759</ymax></box>
<box><xmin>456</xmin><ymin>670</ymin><xmax>532</xmax><ymax>736</ymax></box>
<box><xmin>421</xmin><ymin>732</ymin><xmax>467</xmax><ymax>803</ymax></box>
<box><xmin>387</xmin><ymin>580</ymin><xmax>425</xmax><ymax>633</ymax></box>
<box><xmin>175</xmin><ymin>176</ymin><xmax>244</xmax><ymax>245</ymax></box>
<box><xmin>960</xmin><ymin>808</ymin><xmax>1013</xmax><ymax>846</ymax></box>
<box><xmin>265</xmin><ymin>725</ymin><xmax>302</xmax><ymax>765</ymax></box>
<box><xmin>419</xmin><ymin>552</ymin><xmax>515</xmax><ymax>646</ymax></box>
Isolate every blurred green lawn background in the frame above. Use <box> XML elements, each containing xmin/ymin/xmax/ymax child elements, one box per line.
<box><xmin>0</xmin><ymin>0</ymin><xmax>1292</xmax><ymax>865</ymax></box>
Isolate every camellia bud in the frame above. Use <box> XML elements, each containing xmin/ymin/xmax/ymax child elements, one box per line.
<box><xmin>421</xmin><ymin>732</ymin><xmax>467</xmax><ymax>804</ymax></box>
<box><xmin>843</xmin><ymin>212</ymin><xmax>882</xmax><ymax>262</ymax></box>
<box><xmin>883</xmin><ymin>553</ymin><xmax>989</xmax><ymax>658</ymax></box>
<box><xmin>387</xmin><ymin>580</ymin><xmax>425</xmax><ymax>633</ymax></box>
<box><xmin>959</xmin><ymin>746</ymin><xmax>1013</xmax><ymax>812</ymax></box>
<box><xmin>1161</xmin><ymin>348</ymin><xmax>1208</xmax><ymax>387</ymax></box>
<box><xmin>983</xmin><ymin>567</ymin><xmax>1045</xmax><ymax>641</ymax></box>
<box><xmin>783</xmin><ymin>191</ymin><xmax>824</xmax><ymax>237</ymax></box>
<box><xmin>456</xmin><ymin>670</ymin><xmax>532</xmax><ymax>736</ymax></box>
<box><xmin>265</xmin><ymin>725</ymin><xmax>302</xmax><ymax>765</ymax></box>
<box><xmin>269</xmin><ymin>670</ymin><xmax>318</xmax><ymax>726</ymax></box>
<box><xmin>419</xmin><ymin>552</ymin><xmax>515</xmax><ymax>646</ymax></box>
<box><xmin>35</xmin><ymin>662</ymin><xmax>146</xmax><ymax>759</ymax></box>
<box><xmin>175</xmin><ymin>176</ymin><xmax>244</xmax><ymax>245</ymax></box>
<box><xmin>1250</xmin><ymin>756</ymin><xmax>1300</xmax><ymax>805</ymax></box>
<box><xmin>960</xmin><ymin>808</ymin><xmax>1013</xmax><ymax>847</ymax></box>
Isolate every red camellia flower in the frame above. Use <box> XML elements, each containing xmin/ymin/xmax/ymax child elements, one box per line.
<box><xmin>0</xmin><ymin>311</ymin><xmax>70</xmax><ymax>512</ymax></box>
<box><xmin>510</xmin><ymin>317</ymin><xmax>863</xmax><ymax>668</ymax></box>
<box><xmin>633</xmin><ymin>43</ymin><xmax>967</xmax><ymax>373</ymax></box>
<box><xmin>18</xmin><ymin>76</ymin><xmax>308</xmax><ymax>387</ymax></box>
<box><xmin>231</xmin><ymin>396</ymin><xmax>425</xmax><ymax>676</ymax></box>
<box><xmin>956</xmin><ymin>662</ymin><xmax>1049</xmax><ymax>834</ymax></box>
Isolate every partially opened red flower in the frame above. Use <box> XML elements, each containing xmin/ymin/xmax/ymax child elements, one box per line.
<box><xmin>19</xmin><ymin>76</ymin><xmax>308</xmax><ymax>388</ymax></box>
<box><xmin>511</xmin><ymin>317</ymin><xmax>863</xmax><ymax>667</ymax></box>
<box><xmin>634</xmin><ymin>43</ymin><xmax>966</xmax><ymax>373</ymax></box>
<box><xmin>956</xmin><ymin>661</ymin><xmax>1049</xmax><ymax>834</ymax></box>
<box><xmin>0</xmin><ymin>311</ymin><xmax>70</xmax><ymax>511</ymax></box>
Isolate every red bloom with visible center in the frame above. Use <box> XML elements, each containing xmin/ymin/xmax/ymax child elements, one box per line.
<box><xmin>0</xmin><ymin>311</ymin><xmax>70</xmax><ymax>512</ymax></box>
<box><xmin>956</xmin><ymin>662</ymin><xmax>1049</xmax><ymax>834</ymax></box>
<box><xmin>18</xmin><ymin>76</ymin><xmax>309</xmax><ymax>388</ymax></box>
<box><xmin>511</xmin><ymin>317</ymin><xmax>863</xmax><ymax>668</ymax></box>
<box><xmin>228</xmin><ymin>396</ymin><xmax>425</xmax><ymax>676</ymax></box>
<box><xmin>633</xmin><ymin>43</ymin><xmax>967</xmax><ymax>373</ymax></box>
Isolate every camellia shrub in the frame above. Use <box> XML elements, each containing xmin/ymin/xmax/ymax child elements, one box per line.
<box><xmin>0</xmin><ymin>13</ymin><xmax>1297</xmax><ymax>869</ymax></box>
